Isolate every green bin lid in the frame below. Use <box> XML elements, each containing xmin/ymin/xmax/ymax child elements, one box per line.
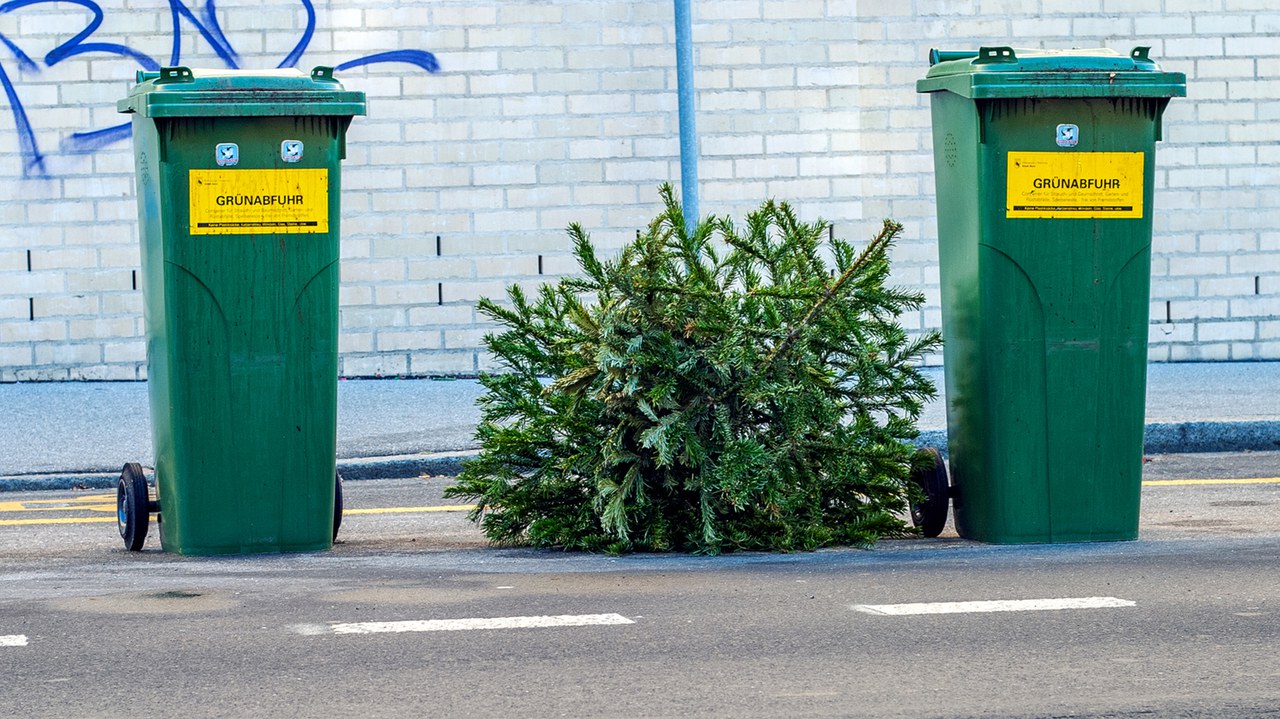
<box><xmin>118</xmin><ymin>66</ymin><xmax>367</xmax><ymax>118</ymax></box>
<box><xmin>916</xmin><ymin>46</ymin><xmax>1186</xmax><ymax>99</ymax></box>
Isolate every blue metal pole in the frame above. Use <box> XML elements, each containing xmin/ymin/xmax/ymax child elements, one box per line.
<box><xmin>674</xmin><ymin>0</ymin><xmax>699</xmax><ymax>225</ymax></box>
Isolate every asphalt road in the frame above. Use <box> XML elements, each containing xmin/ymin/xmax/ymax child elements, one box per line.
<box><xmin>1</xmin><ymin>452</ymin><xmax>1278</xmax><ymax>718</ymax></box>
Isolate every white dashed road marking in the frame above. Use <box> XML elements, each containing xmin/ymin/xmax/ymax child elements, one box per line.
<box><xmin>296</xmin><ymin>613</ymin><xmax>635</xmax><ymax>636</ymax></box>
<box><xmin>853</xmin><ymin>597</ymin><xmax>1135</xmax><ymax>616</ymax></box>
<box><xmin>1</xmin><ymin>635</ymin><xmax>29</xmax><ymax>647</ymax></box>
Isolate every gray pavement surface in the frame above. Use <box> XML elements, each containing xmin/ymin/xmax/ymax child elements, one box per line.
<box><xmin>0</xmin><ymin>361</ymin><xmax>1275</xmax><ymax>490</ymax></box>
<box><xmin>3</xmin><ymin>463</ymin><xmax>1280</xmax><ymax>718</ymax></box>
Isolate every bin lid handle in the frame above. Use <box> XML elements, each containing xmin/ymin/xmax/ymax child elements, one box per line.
<box><xmin>928</xmin><ymin>49</ymin><xmax>981</xmax><ymax>66</ymax></box>
<box><xmin>311</xmin><ymin>66</ymin><xmax>336</xmax><ymax>82</ymax></box>
<box><xmin>974</xmin><ymin>46</ymin><xmax>1018</xmax><ymax>65</ymax></box>
<box><xmin>153</xmin><ymin>66</ymin><xmax>193</xmax><ymax>85</ymax></box>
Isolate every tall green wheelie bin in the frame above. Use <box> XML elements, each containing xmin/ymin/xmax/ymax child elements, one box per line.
<box><xmin>916</xmin><ymin>47</ymin><xmax>1184</xmax><ymax>543</ymax></box>
<box><xmin>117</xmin><ymin>67</ymin><xmax>366</xmax><ymax>554</ymax></box>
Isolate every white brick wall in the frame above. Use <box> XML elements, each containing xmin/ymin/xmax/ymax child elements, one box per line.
<box><xmin>0</xmin><ymin>0</ymin><xmax>1276</xmax><ymax>381</ymax></box>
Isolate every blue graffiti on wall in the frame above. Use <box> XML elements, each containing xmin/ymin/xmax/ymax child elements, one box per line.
<box><xmin>0</xmin><ymin>0</ymin><xmax>439</xmax><ymax>178</ymax></box>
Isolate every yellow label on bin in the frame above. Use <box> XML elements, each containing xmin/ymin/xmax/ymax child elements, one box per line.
<box><xmin>189</xmin><ymin>168</ymin><xmax>329</xmax><ymax>235</ymax></box>
<box><xmin>1006</xmin><ymin>152</ymin><xmax>1144</xmax><ymax>219</ymax></box>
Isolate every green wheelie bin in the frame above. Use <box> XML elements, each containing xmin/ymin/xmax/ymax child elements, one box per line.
<box><xmin>915</xmin><ymin>47</ymin><xmax>1185</xmax><ymax>543</ymax></box>
<box><xmin>116</xmin><ymin>67</ymin><xmax>366</xmax><ymax>554</ymax></box>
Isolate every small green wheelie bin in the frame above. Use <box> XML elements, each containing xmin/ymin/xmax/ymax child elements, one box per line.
<box><xmin>915</xmin><ymin>47</ymin><xmax>1185</xmax><ymax>543</ymax></box>
<box><xmin>116</xmin><ymin>67</ymin><xmax>366</xmax><ymax>554</ymax></box>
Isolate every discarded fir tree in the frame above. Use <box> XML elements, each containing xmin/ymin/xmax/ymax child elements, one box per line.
<box><xmin>446</xmin><ymin>184</ymin><xmax>941</xmax><ymax>554</ymax></box>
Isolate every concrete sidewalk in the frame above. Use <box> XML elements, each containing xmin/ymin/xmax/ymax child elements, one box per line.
<box><xmin>0</xmin><ymin>362</ymin><xmax>1275</xmax><ymax>490</ymax></box>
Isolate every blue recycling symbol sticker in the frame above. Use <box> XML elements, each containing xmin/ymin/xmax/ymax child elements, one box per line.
<box><xmin>1056</xmin><ymin>124</ymin><xmax>1079</xmax><ymax>148</ymax></box>
<box><xmin>281</xmin><ymin>140</ymin><xmax>304</xmax><ymax>163</ymax></box>
<box><xmin>215</xmin><ymin>143</ymin><xmax>239</xmax><ymax>166</ymax></box>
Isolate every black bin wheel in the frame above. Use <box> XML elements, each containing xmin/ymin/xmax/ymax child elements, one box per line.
<box><xmin>333</xmin><ymin>471</ymin><xmax>344</xmax><ymax>542</ymax></box>
<box><xmin>910</xmin><ymin>448</ymin><xmax>950</xmax><ymax>538</ymax></box>
<box><xmin>117</xmin><ymin>462</ymin><xmax>150</xmax><ymax>551</ymax></box>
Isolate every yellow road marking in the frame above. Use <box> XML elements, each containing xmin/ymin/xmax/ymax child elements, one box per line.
<box><xmin>0</xmin><ymin>504</ymin><xmax>116</xmax><ymax>514</ymax></box>
<box><xmin>5</xmin><ymin>479</ymin><xmax>1274</xmax><ymax>527</ymax></box>
<box><xmin>344</xmin><ymin>505</ymin><xmax>476</xmax><ymax>515</ymax></box>
<box><xmin>0</xmin><ymin>504</ymin><xmax>475</xmax><ymax>527</ymax></box>
<box><xmin>0</xmin><ymin>517</ymin><xmax>118</xmax><ymax>526</ymax></box>
<box><xmin>0</xmin><ymin>494</ymin><xmax>115</xmax><ymax>513</ymax></box>
<box><xmin>1143</xmin><ymin>478</ymin><xmax>1280</xmax><ymax>487</ymax></box>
